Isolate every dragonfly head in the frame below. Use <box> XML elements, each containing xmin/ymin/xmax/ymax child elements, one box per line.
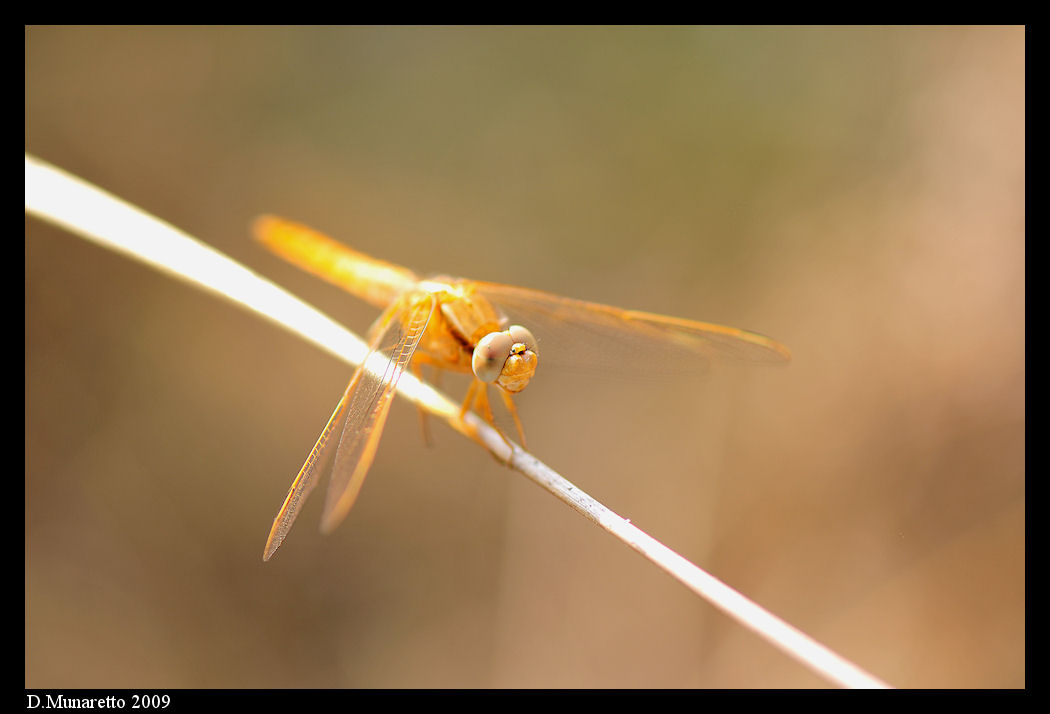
<box><xmin>472</xmin><ymin>325</ymin><xmax>539</xmax><ymax>394</ymax></box>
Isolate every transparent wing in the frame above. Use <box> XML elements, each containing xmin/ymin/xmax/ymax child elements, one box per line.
<box><xmin>262</xmin><ymin>377</ymin><xmax>353</xmax><ymax>561</ymax></box>
<box><xmin>262</xmin><ymin>294</ymin><xmax>435</xmax><ymax>561</ymax></box>
<box><xmin>320</xmin><ymin>293</ymin><xmax>435</xmax><ymax>534</ymax></box>
<box><xmin>472</xmin><ymin>281</ymin><xmax>790</xmax><ymax>377</ymax></box>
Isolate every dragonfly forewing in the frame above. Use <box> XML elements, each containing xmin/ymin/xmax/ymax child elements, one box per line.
<box><xmin>262</xmin><ymin>294</ymin><xmax>436</xmax><ymax>560</ymax></box>
<box><xmin>473</xmin><ymin>281</ymin><xmax>791</xmax><ymax>371</ymax></box>
<box><xmin>319</xmin><ymin>293</ymin><xmax>436</xmax><ymax>534</ymax></box>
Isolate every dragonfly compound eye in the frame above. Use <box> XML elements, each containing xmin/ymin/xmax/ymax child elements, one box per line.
<box><xmin>472</xmin><ymin>331</ymin><xmax>514</xmax><ymax>383</ymax></box>
<box><xmin>507</xmin><ymin>325</ymin><xmax>538</xmax><ymax>356</ymax></box>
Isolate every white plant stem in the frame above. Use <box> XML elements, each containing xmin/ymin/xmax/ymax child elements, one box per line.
<box><xmin>25</xmin><ymin>154</ymin><xmax>891</xmax><ymax>689</ymax></box>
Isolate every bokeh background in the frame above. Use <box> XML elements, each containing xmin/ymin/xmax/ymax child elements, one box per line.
<box><xmin>26</xmin><ymin>26</ymin><xmax>1024</xmax><ymax>688</ymax></box>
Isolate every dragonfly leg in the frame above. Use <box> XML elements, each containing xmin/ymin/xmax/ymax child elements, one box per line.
<box><xmin>461</xmin><ymin>378</ymin><xmax>515</xmax><ymax>455</ymax></box>
<box><xmin>460</xmin><ymin>378</ymin><xmax>480</xmax><ymax>421</ymax></box>
<box><xmin>498</xmin><ymin>389</ymin><xmax>527</xmax><ymax>449</ymax></box>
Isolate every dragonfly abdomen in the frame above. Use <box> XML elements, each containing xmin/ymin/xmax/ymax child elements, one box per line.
<box><xmin>254</xmin><ymin>216</ymin><xmax>418</xmax><ymax>308</ymax></box>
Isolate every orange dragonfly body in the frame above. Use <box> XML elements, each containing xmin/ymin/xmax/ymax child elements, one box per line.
<box><xmin>255</xmin><ymin>216</ymin><xmax>790</xmax><ymax>561</ymax></box>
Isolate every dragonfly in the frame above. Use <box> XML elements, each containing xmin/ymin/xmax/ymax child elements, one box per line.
<box><xmin>256</xmin><ymin>216</ymin><xmax>790</xmax><ymax>561</ymax></box>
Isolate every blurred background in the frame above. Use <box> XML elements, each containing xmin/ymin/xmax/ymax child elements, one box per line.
<box><xmin>25</xmin><ymin>26</ymin><xmax>1024</xmax><ymax>688</ymax></box>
